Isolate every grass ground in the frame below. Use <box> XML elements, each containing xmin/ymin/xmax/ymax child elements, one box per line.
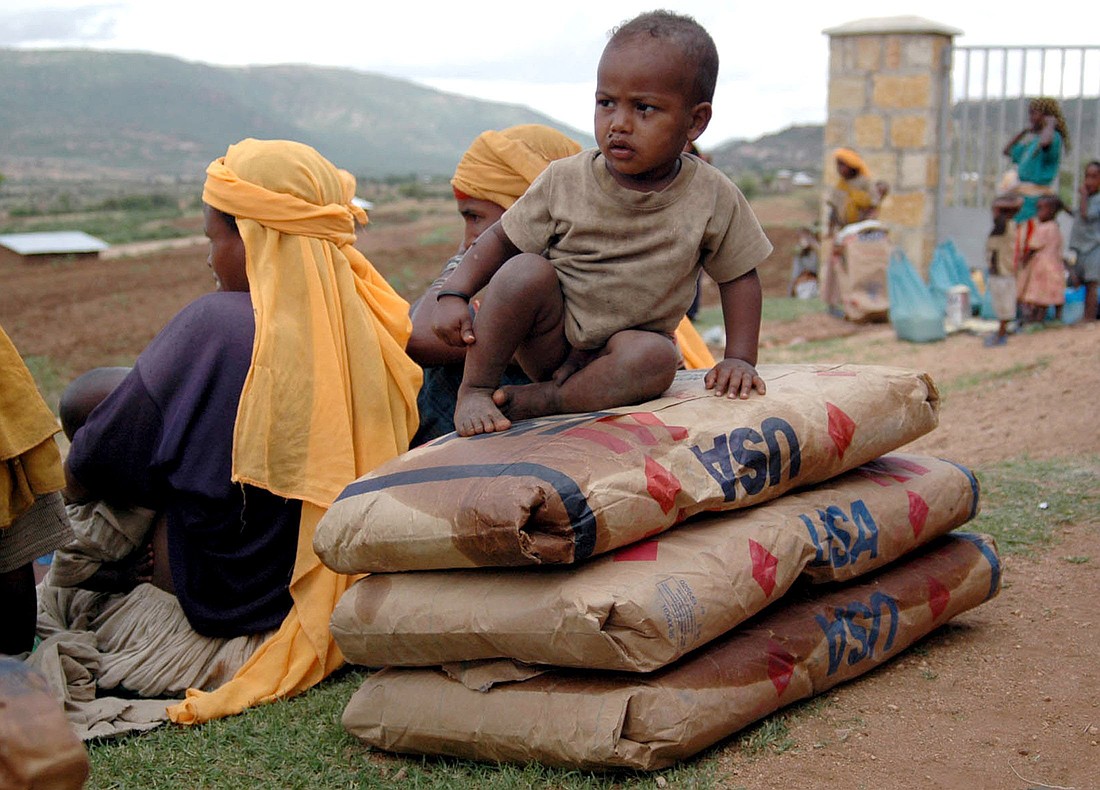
<box><xmin>72</xmin><ymin>312</ymin><xmax>1099</xmax><ymax>789</ymax></box>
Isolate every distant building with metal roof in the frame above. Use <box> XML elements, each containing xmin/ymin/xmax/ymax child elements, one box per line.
<box><xmin>0</xmin><ymin>231</ymin><xmax>110</xmax><ymax>264</ymax></box>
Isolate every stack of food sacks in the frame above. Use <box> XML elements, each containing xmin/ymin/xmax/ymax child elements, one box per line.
<box><xmin>314</xmin><ymin>364</ymin><xmax>1001</xmax><ymax>771</ymax></box>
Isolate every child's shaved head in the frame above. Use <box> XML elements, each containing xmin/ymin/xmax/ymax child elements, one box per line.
<box><xmin>608</xmin><ymin>10</ymin><xmax>719</xmax><ymax>105</ymax></box>
<box><xmin>59</xmin><ymin>366</ymin><xmax>131</xmax><ymax>440</ymax></box>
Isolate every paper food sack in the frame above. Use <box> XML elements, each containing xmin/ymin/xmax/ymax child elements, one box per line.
<box><xmin>316</xmin><ymin>364</ymin><xmax>939</xmax><ymax>572</ymax></box>
<box><xmin>342</xmin><ymin>533</ymin><xmax>1002</xmax><ymax>771</ymax></box>
<box><xmin>331</xmin><ymin>454</ymin><xmax>978</xmax><ymax>672</ymax></box>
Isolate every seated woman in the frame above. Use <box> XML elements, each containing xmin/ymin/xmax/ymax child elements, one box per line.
<box><xmin>0</xmin><ymin>325</ymin><xmax>74</xmax><ymax>657</ymax></box>
<box><xmin>407</xmin><ymin>124</ymin><xmax>716</xmax><ymax>445</ymax></box>
<box><xmin>37</xmin><ymin>139</ymin><xmax>421</xmax><ymax>725</ymax></box>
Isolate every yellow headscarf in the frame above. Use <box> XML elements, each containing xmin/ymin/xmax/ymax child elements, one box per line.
<box><xmin>451</xmin><ymin>125</ymin><xmax>582</xmax><ymax>209</ymax></box>
<box><xmin>0</xmin><ymin>326</ymin><xmax>65</xmax><ymax>528</ymax></box>
<box><xmin>168</xmin><ymin>139</ymin><xmax>421</xmax><ymax>723</ymax></box>
<box><xmin>834</xmin><ymin>148</ymin><xmax>868</xmax><ymax>175</ymax></box>
<box><xmin>451</xmin><ymin>125</ymin><xmax>715</xmax><ymax>368</ymax></box>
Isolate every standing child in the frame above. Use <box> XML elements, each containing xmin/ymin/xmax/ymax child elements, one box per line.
<box><xmin>790</xmin><ymin>226</ymin><xmax>820</xmax><ymax>298</ymax></box>
<box><xmin>983</xmin><ymin>196</ymin><xmax>1023</xmax><ymax>347</ymax></box>
<box><xmin>1017</xmin><ymin>194</ymin><xmax>1069</xmax><ymax>324</ymax></box>
<box><xmin>434</xmin><ymin>10</ymin><xmax>773</xmax><ymax>436</ymax></box>
<box><xmin>1069</xmin><ymin>160</ymin><xmax>1100</xmax><ymax>322</ymax></box>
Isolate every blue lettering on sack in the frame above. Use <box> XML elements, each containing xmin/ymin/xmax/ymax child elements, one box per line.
<box><xmin>689</xmin><ymin>417</ymin><xmax>801</xmax><ymax>502</ymax></box>
<box><xmin>801</xmin><ymin>499</ymin><xmax>880</xmax><ymax>570</ymax></box>
<box><xmin>815</xmin><ymin>591</ymin><xmax>900</xmax><ymax>675</ymax></box>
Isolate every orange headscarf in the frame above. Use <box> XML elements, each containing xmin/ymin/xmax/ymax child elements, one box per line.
<box><xmin>451</xmin><ymin>125</ymin><xmax>582</xmax><ymax>210</ymax></box>
<box><xmin>168</xmin><ymin>139</ymin><xmax>421</xmax><ymax>723</ymax></box>
<box><xmin>834</xmin><ymin>147</ymin><xmax>868</xmax><ymax>175</ymax></box>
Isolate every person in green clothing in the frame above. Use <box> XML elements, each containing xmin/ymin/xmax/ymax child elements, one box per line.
<box><xmin>1002</xmin><ymin>97</ymin><xmax>1070</xmax><ymax>221</ymax></box>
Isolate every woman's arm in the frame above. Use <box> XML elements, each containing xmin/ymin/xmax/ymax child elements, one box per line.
<box><xmin>407</xmin><ymin>256</ymin><xmax>470</xmax><ymax>366</ymax></box>
<box><xmin>1037</xmin><ymin>115</ymin><xmax>1056</xmax><ymax>149</ymax></box>
<box><xmin>1003</xmin><ymin>128</ymin><xmax>1026</xmax><ymax>158</ymax></box>
<box><xmin>430</xmin><ymin>222</ymin><xmax>520</xmax><ymax>348</ymax></box>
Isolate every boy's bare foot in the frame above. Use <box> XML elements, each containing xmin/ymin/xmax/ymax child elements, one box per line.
<box><xmin>493</xmin><ymin>381</ymin><xmax>561</xmax><ymax>422</ymax></box>
<box><xmin>455</xmin><ymin>385</ymin><xmax>512</xmax><ymax>436</ymax></box>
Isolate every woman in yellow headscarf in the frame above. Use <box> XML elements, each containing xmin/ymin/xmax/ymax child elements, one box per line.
<box><xmin>0</xmin><ymin>325</ymin><xmax>73</xmax><ymax>656</ymax></box>
<box><xmin>54</xmin><ymin>139</ymin><xmax>420</xmax><ymax>724</ymax></box>
<box><xmin>407</xmin><ymin>125</ymin><xmax>714</xmax><ymax>444</ymax></box>
<box><xmin>821</xmin><ymin>147</ymin><xmax>891</xmax><ymax>316</ymax></box>
<box><xmin>826</xmin><ymin>148</ymin><xmax>888</xmax><ymax>234</ymax></box>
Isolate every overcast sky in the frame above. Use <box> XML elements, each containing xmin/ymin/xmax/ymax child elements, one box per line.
<box><xmin>0</xmin><ymin>1</ymin><xmax>1089</xmax><ymax>147</ymax></box>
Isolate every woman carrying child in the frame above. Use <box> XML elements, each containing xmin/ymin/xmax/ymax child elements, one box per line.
<box><xmin>41</xmin><ymin>139</ymin><xmax>421</xmax><ymax>725</ymax></box>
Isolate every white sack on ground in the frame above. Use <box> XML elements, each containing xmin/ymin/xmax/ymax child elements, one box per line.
<box><xmin>316</xmin><ymin>364</ymin><xmax>939</xmax><ymax>572</ymax></box>
<box><xmin>342</xmin><ymin>533</ymin><xmax>1002</xmax><ymax>771</ymax></box>
<box><xmin>331</xmin><ymin>453</ymin><xmax>978</xmax><ymax>672</ymax></box>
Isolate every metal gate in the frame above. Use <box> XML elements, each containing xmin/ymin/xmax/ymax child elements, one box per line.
<box><xmin>937</xmin><ymin>45</ymin><xmax>1100</xmax><ymax>268</ymax></box>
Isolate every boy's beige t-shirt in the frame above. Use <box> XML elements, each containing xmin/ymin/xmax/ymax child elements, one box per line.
<box><xmin>501</xmin><ymin>150</ymin><xmax>773</xmax><ymax>349</ymax></box>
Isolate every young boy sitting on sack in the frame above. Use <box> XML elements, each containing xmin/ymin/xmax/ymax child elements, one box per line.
<box><xmin>433</xmin><ymin>10</ymin><xmax>773</xmax><ymax>436</ymax></box>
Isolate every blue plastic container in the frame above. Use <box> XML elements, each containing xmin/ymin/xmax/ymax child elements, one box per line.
<box><xmin>1055</xmin><ymin>286</ymin><xmax>1085</xmax><ymax>324</ymax></box>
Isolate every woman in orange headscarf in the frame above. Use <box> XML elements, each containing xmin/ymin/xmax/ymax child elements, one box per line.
<box><xmin>821</xmin><ymin>148</ymin><xmax>890</xmax><ymax>317</ymax></box>
<box><xmin>826</xmin><ymin>148</ymin><xmax>888</xmax><ymax>234</ymax></box>
<box><xmin>48</xmin><ymin>139</ymin><xmax>420</xmax><ymax>726</ymax></box>
<box><xmin>407</xmin><ymin>125</ymin><xmax>715</xmax><ymax>444</ymax></box>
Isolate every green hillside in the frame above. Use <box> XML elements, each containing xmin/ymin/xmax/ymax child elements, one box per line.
<box><xmin>710</xmin><ymin>124</ymin><xmax>824</xmax><ymax>177</ymax></box>
<box><xmin>0</xmin><ymin>48</ymin><xmax>595</xmax><ymax>180</ymax></box>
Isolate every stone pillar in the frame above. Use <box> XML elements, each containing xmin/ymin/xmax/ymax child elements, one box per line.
<box><xmin>822</xmin><ymin>16</ymin><xmax>960</xmax><ymax>275</ymax></box>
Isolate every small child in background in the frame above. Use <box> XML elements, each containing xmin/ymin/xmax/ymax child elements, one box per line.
<box><xmin>983</xmin><ymin>195</ymin><xmax>1023</xmax><ymax>347</ymax></box>
<box><xmin>58</xmin><ymin>366</ymin><xmax>132</xmax><ymax>444</ymax></box>
<box><xmin>50</xmin><ymin>366</ymin><xmax>156</xmax><ymax>591</ymax></box>
<box><xmin>433</xmin><ymin>10</ymin><xmax>773</xmax><ymax>436</ymax></box>
<box><xmin>1018</xmin><ymin>193</ymin><xmax>1069</xmax><ymax>324</ymax></box>
<box><xmin>1069</xmin><ymin>160</ymin><xmax>1100</xmax><ymax>322</ymax></box>
<box><xmin>789</xmin><ymin>226</ymin><xmax>820</xmax><ymax>298</ymax></box>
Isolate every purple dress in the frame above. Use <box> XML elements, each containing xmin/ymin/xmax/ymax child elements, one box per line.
<box><xmin>67</xmin><ymin>292</ymin><xmax>300</xmax><ymax>637</ymax></box>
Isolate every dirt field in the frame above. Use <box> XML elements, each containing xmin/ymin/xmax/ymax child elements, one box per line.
<box><xmin>2</xmin><ymin>196</ymin><xmax>1098</xmax><ymax>789</ymax></box>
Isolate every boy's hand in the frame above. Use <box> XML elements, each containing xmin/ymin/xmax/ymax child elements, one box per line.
<box><xmin>431</xmin><ymin>295</ymin><xmax>476</xmax><ymax>347</ymax></box>
<box><xmin>705</xmin><ymin>357</ymin><xmax>766</xmax><ymax>399</ymax></box>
